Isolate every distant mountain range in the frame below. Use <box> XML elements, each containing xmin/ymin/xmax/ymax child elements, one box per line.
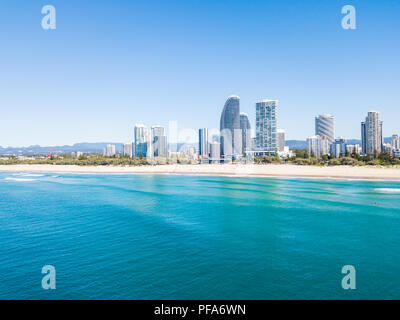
<box><xmin>0</xmin><ymin>138</ymin><xmax>392</xmax><ymax>155</ymax></box>
<box><xmin>0</xmin><ymin>142</ymin><xmax>198</xmax><ymax>155</ymax></box>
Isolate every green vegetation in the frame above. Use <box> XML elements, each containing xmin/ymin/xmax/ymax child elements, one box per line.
<box><xmin>253</xmin><ymin>150</ymin><xmax>400</xmax><ymax>166</ymax></box>
<box><xmin>0</xmin><ymin>153</ymin><xmax>200</xmax><ymax>166</ymax></box>
<box><xmin>0</xmin><ymin>154</ymin><xmax>150</xmax><ymax>166</ymax></box>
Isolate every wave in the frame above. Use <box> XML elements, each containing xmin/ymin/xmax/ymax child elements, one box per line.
<box><xmin>21</xmin><ymin>174</ymin><xmax>44</xmax><ymax>177</ymax></box>
<box><xmin>374</xmin><ymin>188</ymin><xmax>400</xmax><ymax>193</ymax></box>
<box><xmin>4</xmin><ymin>177</ymin><xmax>36</xmax><ymax>182</ymax></box>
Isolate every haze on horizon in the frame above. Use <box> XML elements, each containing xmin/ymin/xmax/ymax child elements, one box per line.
<box><xmin>1</xmin><ymin>0</ymin><xmax>399</xmax><ymax>147</ymax></box>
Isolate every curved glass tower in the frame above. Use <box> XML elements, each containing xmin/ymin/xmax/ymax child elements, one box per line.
<box><xmin>315</xmin><ymin>114</ymin><xmax>335</xmax><ymax>146</ymax></box>
<box><xmin>220</xmin><ymin>95</ymin><xmax>242</xmax><ymax>159</ymax></box>
<box><xmin>240</xmin><ymin>113</ymin><xmax>251</xmax><ymax>154</ymax></box>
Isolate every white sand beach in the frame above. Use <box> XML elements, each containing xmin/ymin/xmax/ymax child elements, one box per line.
<box><xmin>1</xmin><ymin>164</ymin><xmax>400</xmax><ymax>180</ymax></box>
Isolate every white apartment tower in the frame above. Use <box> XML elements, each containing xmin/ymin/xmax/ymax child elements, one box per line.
<box><xmin>361</xmin><ymin>111</ymin><xmax>383</xmax><ymax>156</ymax></box>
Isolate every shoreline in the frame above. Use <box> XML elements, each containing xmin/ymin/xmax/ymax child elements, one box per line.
<box><xmin>1</xmin><ymin>164</ymin><xmax>400</xmax><ymax>180</ymax></box>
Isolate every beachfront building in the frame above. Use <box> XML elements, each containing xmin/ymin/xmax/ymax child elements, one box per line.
<box><xmin>307</xmin><ymin>135</ymin><xmax>322</xmax><ymax>158</ymax></box>
<box><xmin>346</xmin><ymin>144</ymin><xmax>362</xmax><ymax>156</ymax></box>
<box><xmin>383</xmin><ymin>143</ymin><xmax>393</xmax><ymax>154</ymax></box>
<box><xmin>151</xmin><ymin>125</ymin><xmax>168</xmax><ymax>157</ymax></box>
<box><xmin>277</xmin><ymin>129</ymin><xmax>285</xmax><ymax>152</ymax></box>
<box><xmin>330</xmin><ymin>137</ymin><xmax>347</xmax><ymax>158</ymax></box>
<box><xmin>255</xmin><ymin>99</ymin><xmax>278</xmax><ymax>156</ymax></box>
<box><xmin>240</xmin><ymin>113</ymin><xmax>251</xmax><ymax>154</ymax></box>
<box><xmin>315</xmin><ymin>114</ymin><xmax>335</xmax><ymax>146</ymax></box>
<box><xmin>199</xmin><ymin>128</ymin><xmax>209</xmax><ymax>158</ymax></box>
<box><xmin>220</xmin><ymin>95</ymin><xmax>242</xmax><ymax>161</ymax></box>
<box><xmin>210</xmin><ymin>141</ymin><xmax>221</xmax><ymax>163</ymax></box>
<box><xmin>103</xmin><ymin>144</ymin><xmax>116</xmax><ymax>157</ymax></box>
<box><xmin>320</xmin><ymin>135</ymin><xmax>330</xmax><ymax>156</ymax></box>
<box><xmin>361</xmin><ymin>111</ymin><xmax>383</xmax><ymax>156</ymax></box>
<box><xmin>134</xmin><ymin>124</ymin><xmax>151</xmax><ymax>158</ymax></box>
<box><xmin>122</xmin><ymin>143</ymin><xmax>132</xmax><ymax>158</ymax></box>
<box><xmin>391</xmin><ymin>134</ymin><xmax>399</xmax><ymax>151</ymax></box>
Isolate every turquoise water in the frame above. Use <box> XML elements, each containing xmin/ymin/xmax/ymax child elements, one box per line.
<box><xmin>0</xmin><ymin>172</ymin><xmax>399</xmax><ymax>300</ymax></box>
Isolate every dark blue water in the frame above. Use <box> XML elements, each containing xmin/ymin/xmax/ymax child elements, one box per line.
<box><xmin>0</xmin><ymin>172</ymin><xmax>399</xmax><ymax>299</ymax></box>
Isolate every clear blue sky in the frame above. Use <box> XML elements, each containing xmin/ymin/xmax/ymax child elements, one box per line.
<box><xmin>0</xmin><ymin>0</ymin><xmax>399</xmax><ymax>146</ymax></box>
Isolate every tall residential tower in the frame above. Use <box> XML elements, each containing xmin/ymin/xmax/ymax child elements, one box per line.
<box><xmin>199</xmin><ymin>128</ymin><xmax>209</xmax><ymax>158</ymax></box>
<box><xmin>361</xmin><ymin>111</ymin><xmax>383</xmax><ymax>156</ymax></box>
<box><xmin>255</xmin><ymin>99</ymin><xmax>278</xmax><ymax>154</ymax></box>
<box><xmin>220</xmin><ymin>95</ymin><xmax>242</xmax><ymax>160</ymax></box>
<box><xmin>315</xmin><ymin>114</ymin><xmax>335</xmax><ymax>146</ymax></box>
<box><xmin>239</xmin><ymin>113</ymin><xmax>251</xmax><ymax>154</ymax></box>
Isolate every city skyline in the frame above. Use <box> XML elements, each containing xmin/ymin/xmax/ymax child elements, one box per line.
<box><xmin>1</xmin><ymin>0</ymin><xmax>399</xmax><ymax>147</ymax></box>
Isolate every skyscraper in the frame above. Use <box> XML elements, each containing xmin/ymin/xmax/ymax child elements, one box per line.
<box><xmin>210</xmin><ymin>141</ymin><xmax>221</xmax><ymax>163</ymax></box>
<box><xmin>122</xmin><ymin>143</ymin><xmax>132</xmax><ymax>158</ymax></box>
<box><xmin>199</xmin><ymin>128</ymin><xmax>209</xmax><ymax>157</ymax></box>
<box><xmin>276</xmin><ymin>129</ymin><xmax>285</xmax><ymax>152</ymax></box>
<box><xmin>315</xmin><ymin>114</ymin><xmax>335</xmax><ymax>146</ymax></box>
<box><xmin>255</xmin><ymin>100</ymin><xmax>277</xmax><ymax>153</ymax></box>
<box><xmin>103</xmin><ymin>144</ymin><xmax>116</xmax><ymax>157</ymax></box>
<box><xmin>307</xmin><ymin>135</ymin><xmax>322</xmax><ymax>158</ymax></box>
<box><xmin>220</xmin><ymin>95</ymin><xmax>242</xmax><ymax>160</ymax></box>
<box><xmin>330</xmin><ymin>137</ymin><xmax>347</xmax><ymax>158</ymax></box>
<box><xmin>151</xmin><ymin>125</ymin><xmax>168</xmax><ymax>157</ymax></box>
<box><xmin>361</xmin><ymin>111</ymin><xmax>383</xmax><ymax>156</ymax></box>
<box><xmin>391</xmin><ymin>134</ymin><xmax>399</xmax><ymax>150</ymax></box>
<box><xmin>239</xmin><ymin>113</ymin><xmax>251</xmax><ymax>154</ymax></box>
<box><xmin>134</xmin><ymin>124</ymin><xmax>150</xmax><ymax>158</ymax></box>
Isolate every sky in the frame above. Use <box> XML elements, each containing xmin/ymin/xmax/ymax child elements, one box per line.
<box><xmin>0</xmin><ymin>0</ymin><xmax>399</xmax><ymax>147</ymax></box>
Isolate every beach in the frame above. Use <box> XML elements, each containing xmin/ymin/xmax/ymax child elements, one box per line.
<box><xmin>1</xmin><ymin>164</ymin><xmax>400</xmax><ymax>179</ymax></box>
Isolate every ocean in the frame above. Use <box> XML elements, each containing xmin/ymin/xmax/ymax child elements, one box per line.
<box><xmin>0</xmin><ymin>172</ymin><xmax>399</xmax><ymax>299</ymax></box>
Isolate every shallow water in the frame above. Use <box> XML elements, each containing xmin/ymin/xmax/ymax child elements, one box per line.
<box><xmin>0</xmin><ymin>172</ymin><xmax>399</xmax><ymax>299</ymax></box>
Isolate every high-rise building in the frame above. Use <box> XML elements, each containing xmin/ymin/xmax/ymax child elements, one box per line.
<box><xmin>276</xmin><ymin>129</ymin><xmax>285</xmax><ymax>152</ymax></box>
<box><xmin>134</xmin><ymin>124</ymin><xmax>151</xmax><ymax>158</ymax></box>
<box><xmin>220</xmin><ymin>95</ymin><xmax>242</xmax><ymax>160</ymax></box>
<box><xmin>151</xmin><ymin>125</ymin><xmax>168</xmax><ymax>157</ymax></box>
<box><xmin>239</xmin><ymin>113</ymin><xmax>251</xmax><ymax>154</ymax></box>
<box><xmin>103</xmin><ymin>144</ymin><xmax>116</xmax><ymax>157</ymax></box>
<box><xmin>307</xmin><ymin>135</ymin><xmax>322</xmax><ymax>158</ymax></box>
<box><xmin>122</xmin><ymin>143</ymin><xmax>132</xmax><ymax>158</ymax></box>
<box><xmin>315</xmin><ymin>114</ymin><xmax>335</xmax><ymax>146</ymax></box>
<box><xmin>383</xmin><ymin>143</ymin><xmax>393</xmax><ymax>154</ymax></box>
<box><xmin>210</xmin><ymin>141</ymin><xmax>221</xmax><ymax>163</ymax></box>
<box><xmin>320</xmin><ymin>135</ymin><xmax>330</xmax><ymax>155</ymax></box>
<box><xmin>346</xmin><ymin>144</ymin><xmax>362</xmax><ymax>156</ymax></box>
<box><xmin>391</xmin><ymin>134</ymin><xmax>399</xmax><ymax>150</ymax></box>
<box><xmin>330</xmin><ymin>137</ymin><xmax>347</xmax><ymax>158</ymax></box>
<box><xmin>255</xmin><ymin>100</ymin><xmax>278</xmax><ymax>153</ymax></box>
<box><xmin>361</xmin><ymin>111</ymin><xmax>383</xmax><ymax>156</ymax></box>
<box><xmin>199</xmin><ymin>128</ymin><xmax>209</xmax><ymax>157</ymax></box>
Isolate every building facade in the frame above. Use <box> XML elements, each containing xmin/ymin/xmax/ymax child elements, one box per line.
<box><xmin>330</xmin><ymin>137</ymin><xmax>347</xmax><ymax>158</ymax></box>
<box><xmin>134</xmin><ymin>124</ymin><xmax>151</xmax><ymax>158</ymax></box>
<box><xmin>220</xmin><ymin>95</ymin><xmax>242</xmax><ymax>160</ymax></box>
<box><xmin>210</xmin><ymin>141</ymin><xmax>221</xmax><ymax>163</ymax></box>
<box><xmin>240</xmin><ymin>113</ymin><xmax>251</xmax><ymax>154</ymax></box>
<box><xmin>361</xmin><ymin>111</ymin><xmax>382</xmax><ymax>156</ymax></box>
<box><xmin>122</xmin><ymin>143</ymin><xmax>132</xmax><ymax>158</ymax></box>
<box><xmin>307</xmin><ymin>135</ymin><xmax>322</xmax><ymax>158</ymax></box>
<box><xmin>199</xmin><ymin>128</ymin><xmax>209</xmax><ymax>158</ymax></box>
<box><xmin>103</xmin><ymin>144</ymin><xmax>116</xmax><ymax>157</ymax></box>
<box><xmin>276</xmin><ymin>129</ymin><xmax>285</xmax><ymax>152</ymax></box>
<box><xmin>315</xmin><ymin>114</ymin><xmax>335</xmax><ymax>146</ymax></box>
<box><xmin>391</xmin><ymin>134</ymin><xmax>399</xmax><ymax>150</ymax></box>
<box><xmin>255</xmin><ymin>100</ymin><xmax>278</xmax><ymax>154</ymax></box>
<box><xmin>151</xmin><ymin>125</ymin><xmax>168</xmax><ymax>157</ymax></box>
